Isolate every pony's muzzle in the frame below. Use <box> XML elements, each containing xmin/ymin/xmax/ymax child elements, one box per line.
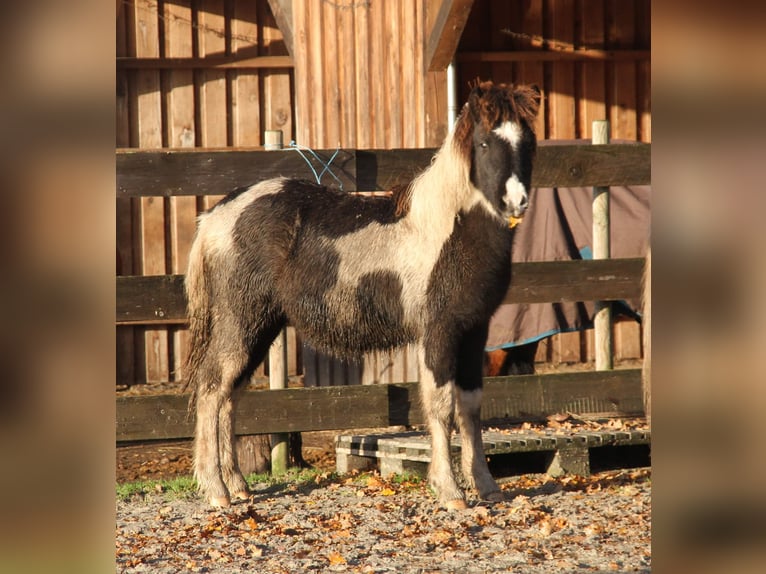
<box><xmin>502</xmin><ymin>175</ymin><xmax>529</xmax><ymax>218</ymax></box>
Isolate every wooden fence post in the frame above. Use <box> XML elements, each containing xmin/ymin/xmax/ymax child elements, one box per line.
<box><xmin>265</xmin><ymin>129</ymin><xmax>290</xmax><ymax>474</ymax></box>
<box><xmin>593</xmin><ymin>120</ymin><xmax>612</xmax><ymax>370</ymax></box>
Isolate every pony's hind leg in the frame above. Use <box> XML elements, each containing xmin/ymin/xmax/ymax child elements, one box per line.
<box><xmin>455</xmin><ymin>326</ymin><xmax>502</xmax><ymax>502</ymax></box>
<box><xmin>217</xmin><ymin>391</ymin><xmax>249</xmax><ymax>501</ymax></box>
<box><xmin>216</xmin><ymin>316</ymin><xmax>287</xmax><ymax>502</ymax></box>
<box><xmin>194</xmin><ymin>334</ymin><xmax>250</xmax><ymax>507</ymax></box>
<box><xmin>194</xmin><ymin>377</ymin><xmax>232</xmax><ymax>507</ymax></box>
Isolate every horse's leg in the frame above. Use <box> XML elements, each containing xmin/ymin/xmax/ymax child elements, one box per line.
<box><xmin>216</xmin><ymin>314</ymin><xmax>286</xmax><ymax>502</ymax></box>
<box><xmin>456</xmin><ymin>325</ymin><xmax>502</xmax><ymax>502</ymax></box>
<box><xmin>418</xmin><ymin>344</ymin><xmax>464</xmax><ymax>509</ymax></box>
<box><xmin>217</xmin><ymin>388</ymin><xmax>249</xmax><ymax>501</ymax></box>
<box><xmin>194</xmin><ymin>352</ymin><xmax>244</xmax><ymax>507</ymax></box>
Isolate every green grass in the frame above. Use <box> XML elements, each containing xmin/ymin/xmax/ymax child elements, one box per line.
<box><xmin>116</xmin><ymin>467</ymin><xmax>338</xmax><ymax>502</ymax></box>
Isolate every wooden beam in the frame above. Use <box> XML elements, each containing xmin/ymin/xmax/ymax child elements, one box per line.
<box><xmin>427</xmin><ymin>0</ymin><xmax>475</xmax><ymax>71</ymax></box>
<box><xmin>116</xmin><ymin>56</ymin><xmax>293</xmax><ymax>69</ymax></box>
<box><xmin>116</xmin><ymin>368</ymin><xmax>643</xmax><ymax>442</ymax></box>
<box><xmin>116</xmin><ymin>143</ymin><xmax>650</xmax><ymax>197</ymax></box>
<box><xmin>266</xmin><ymin>0</ymin><xmax>294</xmax><ymax>58</ymax></box>
<box><xmin>456</xmin><ymin>49</ymin><xmax>650</xmax><ymax>63</ymax></box>
<box><xmin>116</xmin><ymin>258</ymin><xmax>645</xmax><ymax>324</ymax></box>
<box><xmin>116</xmin><ymin>148</ymin><xmax>357</xmax><ymax>197</ymax></box>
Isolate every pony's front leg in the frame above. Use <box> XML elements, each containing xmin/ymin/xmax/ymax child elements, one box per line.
<box><xmin>455</xmin><ymin>325</ymin><xmax>502</xmax><ymax>502</ymax></box>
<box><xmin>418</xmin><ymin>353</ymin><xmax>465</xmax><ymax>509</ymax></box>
<box><xmin>456</xmin><ymin>388</ymin><xmax>502</xmax><ymax>502</ymax></box>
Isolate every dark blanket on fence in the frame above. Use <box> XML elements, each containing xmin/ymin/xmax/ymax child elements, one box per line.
<box><xmin>486</xmin><ymin>184</ymin><xmax>651</xmax><ymax>350</ymax></box>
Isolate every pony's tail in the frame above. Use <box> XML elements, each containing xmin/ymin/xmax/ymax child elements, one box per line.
<box><xmin>183</xmin><ymin>232</ymin><xmax>211</xmax><ymax>417</ymax></box>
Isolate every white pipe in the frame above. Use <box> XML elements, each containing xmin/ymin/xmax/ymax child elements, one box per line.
<box><xmin>447</xmin><ymin>59</ymin><xmax>458</xmax><ymax>132</ymax></box>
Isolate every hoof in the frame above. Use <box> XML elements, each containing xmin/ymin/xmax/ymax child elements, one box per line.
<box><xmin>232</xmin><ymin>490</ymin><xmax>250</xmax><ymax>501</ymax></box>
<box><xmin>209</xmin><ymin>495</ymin><xmax>231</xmax><ymax>508</ymax></box>
<box><xmin>483</xmin><ymin>491</ymin><xmax>505</xmax><ymax>503</ymax></box>
<box><xmin>445</xmin><ymin>499</ymin><xmax>468</xmax><ymax>510</ymax></box>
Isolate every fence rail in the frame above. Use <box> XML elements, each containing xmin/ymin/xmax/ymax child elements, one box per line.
<box><xmin>116</xmin><ymin>258</ymin><xmax>644</xmax><ymax>326</ymax></box>
<box><xmin>117</xmin><ymin>369</ymin><xmax>643</xmax><ymax>443</ymax></box>
<box><xmin>117</xmin><ymin>141</ymin><xmax>650</xmax><ymax>197</ymax></box>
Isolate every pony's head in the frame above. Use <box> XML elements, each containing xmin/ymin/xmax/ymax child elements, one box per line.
<box><xmin>454</xmin><ymin>81</ymin><xmax>541</xmax><ymax>221</ymax></box>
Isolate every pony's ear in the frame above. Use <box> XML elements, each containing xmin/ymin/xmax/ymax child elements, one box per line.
<box><xmin>514</xmin><ymin>84</ymin><xmax>542</xmax><ymax>120</ymax></box>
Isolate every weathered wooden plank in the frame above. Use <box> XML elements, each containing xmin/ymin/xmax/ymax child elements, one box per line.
<box><xmin>116</xmin><ymin>258</ymin><xmax>644</xmax><ymax>324</ymax></box>
<box><xmin>426</xmin><ymin>0</ymin><xmax>475</xmax><ymax>71</ymax></box>
<box><xmin>116</xmin><ymin>148</ymin><xmax>358</xmax><ymax>197</ymax></box>
<box><xmin>116</xmin><ymin>368</ymin><xmax>643</xmax><ymax>442</ymax></box>
<box><xmin>265</xmin><ymin>0</ymin><xmax>294</xmax><ymax>58</ymax></box>
<box><xmin>117</xmin><ymin>275</ymin><xmax>187</xmax><ymax>324</ymax></box>
<box><xmin>116</xmin><ymin>143</ymin><xmax>649</xmax><ymax>197</ymax></box>
<box><xmin>531</xmin><ymin>143</ymin><xmax>650</xmax><ymax>187</ymax></box>
<box><xmin>455</xmin><ymin>50</ymin><xmax>650</xmax><ymax>63</ymax></box>
<box><xmin>116</xmin><ymin>56</ymin><xmax>293</xmax><ymax>69</ymax></box>
<box><xmin>505</xmin><ymin>258</ymin><xmax>643</xmax><ymax>304</ymax></box>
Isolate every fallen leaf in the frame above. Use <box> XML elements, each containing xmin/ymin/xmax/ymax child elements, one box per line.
<box><xmin>328</xmin><ymin>551</ymin><xmax>347</xmax><ymax>565</ymax></box>
<box><xmin>380</xmin><ymin>488</ymin><xmax>396</xmax><ymax>496</ymax></box>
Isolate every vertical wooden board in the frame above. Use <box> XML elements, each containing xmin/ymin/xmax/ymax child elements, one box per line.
<box><xmin>262</xmin><ymin>1</ymin><xmax>293</xmax><ymax>144</ymax></box>
<box><xmin>320</xmin><ymin>0</ymin><xmax>340</xmax><ymax>149</ymax></box>
<box><xmin>552</xmin><ymin>331</ymin><xmax>581</xmax><ymax>364</ymax></box>
<box><xmin>305</xmin><ymin>0</ymin><xmax>325</xmax><ymax>146</ymax></box>
<box><xmin>517</xmin><ymin>0</ymin><xmax>546</xmax><ymax>137</ymax></box>
<box><xmin>130</xmin><ymin>0</ymin><xmax>168</xmax><ymax>383</ymax></box>
<box><xmin>353</xmin><ymin>2</ymin><xmax>371</xmax><ymax>148</ymax></box>
<box><xmin>404</xmin><ymin>343</ymin><xmax>419</xmax><ymax>383</ymax></box>
<box><xmin>414</xmin><ymin>0</ymin><xmax>426</xmax><ymax>147</ymax></box>
<box><xmin>614</xmin><ymin>320</ymin><xmax>642</xmax><ymax>360</ymax></box>
<box><xmin>116</xmin><ymin>1</ymin><xmax>130</xmax><ymax>147</ymax></box>
<box><xmin>231</xmin><ymin>0</ymin><xmax>261</xmax><ymax>147</ymax></box>
<box><xmin>635</xmin><ymin>0</ymin><xmax>651</xmax><ymax>142</ymax></box>
<box><xmin>384</xmin><ymin>0</ymin><xmax>402</xmax><ymax>148</ymax></box>
<box><xmin>400</xmin><ymin>0</ymin><xmax>417</xmax><ymax>148</ymax></box>
<box><xmin>198</xmin><ymin>0</ymin><xmax>228</xmax><ymax>147</ymax></box>
<box><xmin>116</xmin><ymin>1</ymin><xmax>133</xmax><ymax>383</ymax></box>
<box><xmin>548</xmin><ymin>0</ymin><xmax>576</xmax><ymax>139</ymax></box>
<box><xmin>302</xmin><ymin>344</ymin><xmax>318</xmax><ymax>387</ymax></box>
<box><xmin>389</xmin><ymin>346</ymin><xmax>407</xmax><ymax>384</ymax></box>
<box><xmin>535</xmin><ymin>337</ymin><xmax>551</xmax><ymax>363</ymax></box>
<box><xmin>607</xmin><ymin>0</ymin><xmax>637</xmax><ymax>140</ymax></box>
<box><xmin>292</xmin><ymin>0</ymin><xmax>311</xmax><ymax>145</ymax></box>
<box><xmin>369</xmin><ymin>0</ymin><xmax>385</xmax><ymax>148</ymax></box>
<box><xmin>361</xmin><ymin>353</ymin><xmax>377</xmax><ymax>385</ymax></box>
<box><xmin>336</xmin><ymin>3</ymin><xmax>356</xmax><ymax>148</ymax></box>
<box><xmin>165</xmin><ymin>0</ymin><xmax>197</xmax><ymax>383</ymax></box>
<box><xmin>578</xmin><ymin>0</ymin><xmax>607</xmax><ymax>139</ymax></box>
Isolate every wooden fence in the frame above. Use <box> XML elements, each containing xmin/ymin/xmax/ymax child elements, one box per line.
<box><xmin>116</xmin><ymin>140</ymin><xmax>649</xmax><ymax>443</ymax></box>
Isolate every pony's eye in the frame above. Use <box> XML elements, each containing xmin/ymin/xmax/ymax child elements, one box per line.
<box><xmin>480</xmin><ymin>141</ymin><xmax>489</xmax><ymax>149</ymax></box>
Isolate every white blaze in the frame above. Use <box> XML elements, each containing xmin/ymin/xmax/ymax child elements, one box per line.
<box><xmin>493</xmin><ymin>121</ymin><xmax>522</xmax><ymax>149</ymax></box>
<box><xmin>492</xmin><ymin>121</ymin><xmax>528</xmax><ymax>216</ymax></box>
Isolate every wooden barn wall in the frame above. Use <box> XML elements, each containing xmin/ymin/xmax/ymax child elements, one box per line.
<box><xmin>292</xmin><ymin>0</ymin><xmax>448</xmax><ymax>150</ymax></box>
<box><xmin>116</xmin><ymin>0</ymin><xmax>648</xmax><ymax>388</ymax></box>
<box><xmin>116</xmin><ymin>0</ymin><xmax>294</xmax><ymax>385</ymax></box>
<box><xmin>455</xmin><ymin>0</ymin><xmax>650</xmax><ymax>368</ymax></box>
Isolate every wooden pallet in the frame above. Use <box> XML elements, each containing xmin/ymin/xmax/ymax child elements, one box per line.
<box><xmin>336</xmin><ymin>429</ymin><xmax>651</xmax><ymax>478</ymax></box>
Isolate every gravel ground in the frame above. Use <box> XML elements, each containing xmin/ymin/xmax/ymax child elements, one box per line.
<box><xmin>116</xmin><ymin>467</ymin><xmax>651</xmax><ymax>573</ymax></box>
